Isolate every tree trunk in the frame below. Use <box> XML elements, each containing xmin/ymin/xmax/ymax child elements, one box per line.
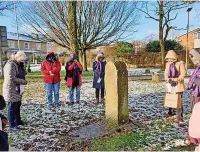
<box><xmin>159</xmin><ymin>0</ymin><xmax>165</xmax><ymax>69</ymax></box>
<box><xmin>83</xmin><ymin>50</ymin><xmax>88</xmax><ymax>71</ymax></box>
<box><xmin>67</xmin><ymin>1</ymin><xmax>79</xmax><ymax>60</ymax></box>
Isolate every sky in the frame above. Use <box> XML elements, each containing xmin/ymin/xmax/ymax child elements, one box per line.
<box><xmin>0</xmin><ymin>1</ymin><xmax>200</xmax><ymax>42</ymax></box>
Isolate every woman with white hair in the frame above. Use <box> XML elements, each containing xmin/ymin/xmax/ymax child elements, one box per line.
<box><xmin>3</xmin><ymin>51</ymin><xmax>27</xmax><ymax>131</ymax></box>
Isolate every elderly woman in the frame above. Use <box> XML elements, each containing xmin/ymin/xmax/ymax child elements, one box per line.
<box><xmin>188</xmin><ymin>49</ymin><xmax>200</xmax><ymax>112</ymax></box>
<box><xmin>93</xmin><ymin>51</ymin><xmax>106</xmax><ymax>104</ymax></box>
<box><xmin>41</xmin><ymin>52</ymin><xmax>61</xmax><ymax>108</ymax></box>
<box><xmin>164</xmin><ymin>50</ymin><xmax>186</xmax><ymax>123</ymax></box>
<box><xmin>3</xmin><ymin>51</ymin><xmax>27</xmax><ymax>131</ymax></box>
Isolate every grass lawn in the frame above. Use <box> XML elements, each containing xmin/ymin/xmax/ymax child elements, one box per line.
<box><xmin>28</xmin><ymin>70</ymin><xmax>93</xmax><ymax>77</ymax></box>
<box><xmin>88</xmin><ymin>116</ymin><xmax>195</xmax><ymax>151</ymax></box>
<box><xmin>0</xmin><ymin>70</ymin><xmax>93</xmax><ymax>95</ymax></box>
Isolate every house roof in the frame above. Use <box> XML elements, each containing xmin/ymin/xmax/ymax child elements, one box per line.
<box><xmin>7</xmin><ymin>32</ymin><xmax>45</xmax><ymax>43</ymax></box>
<box><xmin>177</xmin><ymin>27</ymin><xmax>200</xmax><ymax>38</ymax></box>
<box><xmin>6</xmin><ymin>49</ymin><xmax>43</xmax><ymax>53</ymax></box>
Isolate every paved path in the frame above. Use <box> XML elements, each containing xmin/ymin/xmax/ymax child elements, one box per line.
<box><xmin>9</xmin><ymin>147</ymin><xmax>21</xmax><ymax>151</ymax></box>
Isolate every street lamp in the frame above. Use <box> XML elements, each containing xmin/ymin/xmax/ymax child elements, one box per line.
<box><xmin>186</xmin><ymin>7</ymin><xmax>192</xmax><ymax>72</ymax></box>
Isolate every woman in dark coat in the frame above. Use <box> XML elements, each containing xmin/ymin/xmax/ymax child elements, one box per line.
<box><xmin>0</xmin><ymin>95</ymin><xmax>9</xmax><ymax>151</ymax></box>
<box><xmin>93</xmin><ymin>51</ymin><xmax>106</xmax><ymax>104</ymax></box>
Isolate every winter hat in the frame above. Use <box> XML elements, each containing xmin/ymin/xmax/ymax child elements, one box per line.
<box><xmin>165</xmin><ymin>50</ymin><xmax>178</xmax><ymax>61</ymax></box>
<box><xmin>70</xmin><ymin>53</ymin><xmax>77</xmax><ymax>60</ymax></box>
<box><xmin>46</xmin><ymin>52</ymin><xmax>56</xmax><ymax>63</ymax></box>
<box><xmin>96</xmin><ymin>50</ymin><xmax>105</xmax><ymax>61</ymax></box>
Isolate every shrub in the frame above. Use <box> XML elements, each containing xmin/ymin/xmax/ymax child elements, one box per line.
<box><xmin>145</xmin><ymin>40</ymin><xmax>183</xmax><ymax>52</ymax></box>
<box><xmin>145</xmin><ymin>68</ymin><xmax>151</xmax><ymax>74</ymax></box>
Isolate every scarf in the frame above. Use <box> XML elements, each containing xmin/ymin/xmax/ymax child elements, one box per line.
<box><xmin>188</xmin><ymin>66</ymin><xmax>200</xmax><ymax>97</ymax></box>
<box><xmin>168</xmin><ymin>63</ymin><xmax>179</xmax><ymax>78</ymax></box>
<box><xmin>72</xmin><ymin>63</ymin><xmax>80</xmax><ymax>88</ymax></box>
<box><xmin>95</xmin><ymin>61</ymin><xmax>102</xmax><ymax>73</ymax></box>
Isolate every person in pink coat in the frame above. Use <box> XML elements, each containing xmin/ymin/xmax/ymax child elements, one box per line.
<box><xmin>189</xmin><ymin>102</ymin><xmax>200</xmax><ymax>151</ymax></box>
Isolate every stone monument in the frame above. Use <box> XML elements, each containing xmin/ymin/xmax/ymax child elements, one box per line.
<box><xmin>105</xmin><ymin>61</ymin><xmax>129</xmax><ymax>129</ymax></box>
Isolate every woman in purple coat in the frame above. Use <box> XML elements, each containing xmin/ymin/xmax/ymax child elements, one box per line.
<box><xmin>93</xmin><ymin>51</ymin><xmax>106</xmax><ymax>104</ymax></box>
<box><xmin>188</xmin><ymin>49</ymin><xmax>200</xmax><ymax>112</ymax></box>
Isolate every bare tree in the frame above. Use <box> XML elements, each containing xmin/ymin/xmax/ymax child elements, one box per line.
<box><xmin>19</xmin><ymin>1</ymin><xmax>141</xmax><ymax>70</ymax></box>
<box><xmin>67</xmin><ymin>1</ymin><xmax>79</xmax><ymax>57</ymax></box>
<box><xmin>137</xmin><ymin>0</ymin><xmax>194</xmax><ymax>68</ymax></box>
<box><xmin>0</xmin><ymin>1</ymin><xmax>13</xmax><ymax>15</ymax></box>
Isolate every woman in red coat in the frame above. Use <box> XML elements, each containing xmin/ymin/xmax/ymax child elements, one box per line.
<box><xmin>41</xmin><ymin>53</ymin><xmax>61</xmax><ymax>108</ymax></box>
<box><xmin>65</xmin><ymin>54</ymin><xmax>83</xmax><ymax>105</ymax></box>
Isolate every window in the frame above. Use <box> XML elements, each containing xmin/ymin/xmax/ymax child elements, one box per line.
<box><xmin>47</xmin><ymin>42</ymin><xmax>53</xmax><ymax>49</ymax></box>
<box><xmin>24</xmin><ymin>42</ymin><xmax>29</xmax><ymax>49</ymax></box>
<box><xmin>194</xmin><ymin>32</ymin><xmax>200</xmax><ymax>39</ymax></box>
<box><xmin>9</xmin><ymin>41</ymin><xmax>15</xmax><ymax>48</ymax></box>
<box><xmin>37</xmin><ymin>43</ymin><xmax>41</xmax><ymax>50</ymax></box>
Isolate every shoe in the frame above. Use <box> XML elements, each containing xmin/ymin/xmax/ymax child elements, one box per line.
<box><xmin>18</xmin><ymin>121</ymin><xmax>25</xmax><ymax>126</ymax></box>
<box><xmin>69</xmin><ymin>102</ymin><xmax>74</xmax><ymax>105</ymax></box>
<box><xmin>101</xmin><ymin>98</ymin><xmax>105</xmax><ymax>103</ymax></box>
<box><xmin>48</xmin><ymin>104</ymin><xmax>53</xmax><ymax>109</ymax></box>
<box><xmin>95</xmin><ymin>98</ymin><xmax>99</xmax><ymax>104</ymax></box>
<box><xmin>76</xmin><ymin>101</ymin><xmax>80</xmax><ymax>104</ymax></box>
<box><xmin>168</xmin><ymin>111</ymin><xmax>176</xmax><ymax>116</ymax></box>
<box><xmin>55</xmin><ymin>103</ymin><xmax>61</xmax><ymax>107</ymax></box>
<box><xmin>9</xmin><ymin>126</ymin><xmax>20</xmax><ymax>131</ymax></box>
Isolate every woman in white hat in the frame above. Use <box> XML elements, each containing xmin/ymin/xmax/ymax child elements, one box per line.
<box><xmin>3</xmin><ymin>51</ymin><xmax>27</xmax><ymax>131</ymax></box>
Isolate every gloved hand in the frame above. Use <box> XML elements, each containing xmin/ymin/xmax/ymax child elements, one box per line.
<box><xmin>169</xmin><ymin>79</ymin><xmax>177</xmax><ymax>87</ymax></box>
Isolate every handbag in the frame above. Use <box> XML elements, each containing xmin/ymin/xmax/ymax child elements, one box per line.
<box><xmin>164</xmin><ymin>85</ymin><xmax>182</xmax><ymax>108</ymax></box>
<box><xmin>164</xmin><ymin>93</ymin><xmax>182</xmax><ymax>108</ymax></box>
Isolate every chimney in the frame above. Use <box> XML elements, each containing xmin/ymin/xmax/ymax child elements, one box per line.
<box><xmin>32</xmin><ymin>33</ymin><xmax>39</xmax><ymax>39</ymax></box>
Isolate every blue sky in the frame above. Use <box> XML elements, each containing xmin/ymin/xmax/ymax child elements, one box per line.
<box><xmin>0</xmin><ymin>1</ymin><xmax>200</xmax><ymax>42</ymax></box>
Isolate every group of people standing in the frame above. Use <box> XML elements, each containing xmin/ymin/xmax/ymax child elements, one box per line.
<box><xmin>0</xmin><ymin>50</ymin><xmax>106</xmax><ymax>132</ymax></box>
<box><xmin>1</xmin><ymin>48</ymin><xmax>200</xmax><ymax>150</ymax></box>
<box><xmin>164</xmin><ymin>49</ymin><xmax>200</xmax><ymax>150</ymax></box>
<box><xmin>41</xmin><ymin>50</ymin><xmax>106</xmax><ymax>108</ymax></box>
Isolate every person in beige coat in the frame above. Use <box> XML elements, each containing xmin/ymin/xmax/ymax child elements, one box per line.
<box><xmin>164</xmin><ymin>50</ymin><xmax>186</xmax><ymax>122</ymax></box>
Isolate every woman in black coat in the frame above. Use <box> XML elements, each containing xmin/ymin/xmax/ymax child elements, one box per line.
<box><xmin>92</xmin><ymin>51</ymin><xmax>106</xmax><ymax>104</ymax></box>
<box><xmin>0</xmin><ymin>95</ymin><xmax>9</xmax><ymax>151</ymax></box>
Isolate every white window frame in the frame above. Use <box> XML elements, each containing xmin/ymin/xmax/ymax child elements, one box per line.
<box><xmin>37</xmin><ymin>43</ymin><xmax>41</xmax><ymax>50</ymax></box>
<box><xmin>194</xmin><ymin>32</ymin><xmax>200</xmax><ymax>39</ymax></box>
<box><xmin>24</xmin><ymin>42</ymin><xmax>29</xmax><ymax>49</ymax></box>
<box><xmin>9</xmin><ymin>41</ymin><xmax>15</xmax><ymax>48</ymax></box>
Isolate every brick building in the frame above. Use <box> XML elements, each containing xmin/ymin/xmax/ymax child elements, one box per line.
<box><xmin>177</xmin><ymin>27</ymin><xmax>200</xmax><ymax>50</ymax></box>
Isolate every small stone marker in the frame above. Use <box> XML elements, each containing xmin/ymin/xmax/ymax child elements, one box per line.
<box><xmin>105</xmin><ymin>61</ymin><xmax>129</xmax><ymax>129</ymax></box>
<box><xmin>152</xmin><ymin>72</ymin><xmax>160</xmax><ymax>82</ymax></box>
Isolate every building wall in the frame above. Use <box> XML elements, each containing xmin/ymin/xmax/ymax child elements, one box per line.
<box><xmin>177</xmin><ymin>32</ymin><xmax>195</xmax><ymax>50</ymax></box>
<box><xmin>47</xmin><ymin>42</ymin><xmax>69</xmax><ymax>54</ymax></box>
<box><xmin>7</xmin><ymin>40</ymin><xmax>47</xmax><ymax>53</ymax></box>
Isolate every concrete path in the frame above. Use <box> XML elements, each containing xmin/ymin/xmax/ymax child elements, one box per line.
<box><xmin>9</xmin><ymin>147</ymin><xmax>21</xmax><ymax>151</ymax></box>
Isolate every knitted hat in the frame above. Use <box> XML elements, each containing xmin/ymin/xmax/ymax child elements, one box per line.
<box><xmin>96</xmin><ymin>50</ymin><xmax>105</xmax><ymax>61</ymax></box>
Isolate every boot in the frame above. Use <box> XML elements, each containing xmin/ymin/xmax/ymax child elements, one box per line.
<box><xmin>101</xmin><ymin>98</ymin><xmax>105</xmax><ymax>103</ymax></box>
<box><xmin>96</xmin><ymin>98</ymin><xmax>99</xmax><ymax>104</ymax></box>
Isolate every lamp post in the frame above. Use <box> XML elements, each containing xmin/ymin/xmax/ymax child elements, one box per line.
<box><xmin>186</xmin><ymin>7</ymin><xmax>192</xmax><ymax>72</ymax></box>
